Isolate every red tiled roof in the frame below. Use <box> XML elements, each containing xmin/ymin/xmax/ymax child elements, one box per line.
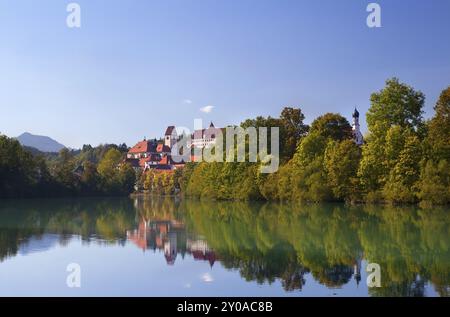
<box><xmin>139</xmin><ymin>158</ymin><xmax>148</xmax><ymax>168</ymax></box>
<box><xmin>159</xmin><ymin>156</ymin><xmax>169</xmax><ymax>165</ymax></box>
<box><xmin>156</xmin><ymin>144</ymin><xmax>171</xmax><ymax>153</ymax></box>
<box><xmin>128</xmin><ymin>140</ymin><xmax>157</xmax><ymax>154</ymax></box>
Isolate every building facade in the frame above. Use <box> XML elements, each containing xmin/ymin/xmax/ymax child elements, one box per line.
<box><xmin>190</xmin><ymin>122</ymin><xmax>222</xmax><ymax>149</ymax></box>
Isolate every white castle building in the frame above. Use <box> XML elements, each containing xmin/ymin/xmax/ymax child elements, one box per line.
<box><xmin>190</xmin><ymin>122</ymin><xmax>222</xmax><ymax>149</ymax></box>
<box><xmin>164</xmin><ymin>122</ymin><xmax>222</xmax><ymax>150</ymax></box>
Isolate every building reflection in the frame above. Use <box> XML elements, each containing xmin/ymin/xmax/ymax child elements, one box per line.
<box><xmin>126</xmin><ymin>217</ymin><xmax>217</xmax><ymax>267</ymax></box>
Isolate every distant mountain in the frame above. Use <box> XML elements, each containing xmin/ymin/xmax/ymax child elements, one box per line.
<box><xmin>16</xmin><ymin>132</ymin><xmax>66</xmax><ymax>153</ymax></box>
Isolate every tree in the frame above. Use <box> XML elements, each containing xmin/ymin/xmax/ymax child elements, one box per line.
<box><xmin>53</xmin><ymin>148</ymin><xmax>77</xmax><ymax>192</ymax></box>
<box><xmin>417</xmin><ymin>86</ymin><xmax>450</xmax><ymax>206</ymax></box>
<box><xmin>367</xmin><ymin>77</ymin><xmax>425</xmax><ymax>137</ymax></box>
<box><xmin>418</xmin><ymin>160</ymin><xmax>450</xmax><ymax>206</ymax></box>
<box><xmin>324</xmin><ymin>140</ymin><xmax>362</xmax><ymax>202</ymax></box>
<box><xmin>424</xmin><ymin>86</ymin><xmax>450</xmax><ymax>162</ymax></box>
<box><xmin>0</xmin><ymin>135</ymin><xmax>38</xmax><ymax>197</ymax></box>
<box><xmin>240</xmin><ymin>107</ymin><xmax>309</xmax><ymax>162</ymax></box>
<box><xmin>97</xmin><ymin>148</ymin><xmax>122</xmax><ymax>180</ymax></box>
<box><xmin>309</xmin><ymin>113</ymin><xmax>353</xmax><ymax>141</ymax></box>
<box><xmin>287</xmin><ymin>114</ymin><xmax>353</xmax><ymax>203</ymax></box>
<box><xmin>80</xmin><ymin>161</ymin><xmax>100</xmax><ymax>194</ymax></box>
<box><xmin>359</xmin><ymin>78</ymin><xmax>425</xmax><ymax>200</ymax></box>
<box><xmin>97</xmin><ymin>148</ymin><xmax>123</xmax><ymax>193</ymax></box>
<box><xmin>383</xmin><ymin>133</ymin><xmax>421</xmax><ymax>204</ymax></box>
<box><xmin>280</xmin><ymin>107</ymin><xmax>309</xmax><ymax>160</ymax></box>
<box><xmin>119</xmin><ymin>163</ymin><xmax>137</xmax><ymax>194</ymax></box>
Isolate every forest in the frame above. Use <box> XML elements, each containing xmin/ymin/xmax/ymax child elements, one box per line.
<box><xmin>0</xmin><ymin>139</ymin><xmax>136</xmax><ymax>198</ymax></box>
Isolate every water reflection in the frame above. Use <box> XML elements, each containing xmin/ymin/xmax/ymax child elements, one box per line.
<box><xmin>0</xmin><ymin>197</ymin><xmax>448</xmax><ymax>296</ymax></box>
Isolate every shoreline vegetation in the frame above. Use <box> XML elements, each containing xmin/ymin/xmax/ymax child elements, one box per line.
<box><xmin>1</xmin><ymin>78</ymin><xmax>449</xmax><ymax>207</ymax></box>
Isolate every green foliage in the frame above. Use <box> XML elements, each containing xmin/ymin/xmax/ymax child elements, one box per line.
<box><xmin>80</xmin><ymin>161</ymin><xmax>100</xmax><ymax>193</ymax></box>
<box><xmin>324</xmin><ymin>140</ymin><xmax>362</xmax><ymax>202</ymax></box>
<box><xmin>241</xmin><ymin>106</ymin><xmax>309</xmax><ymax>161</ymax></box>
<box><xmin>309</xmin><ymin>113</ymin><xmax>353</xmax><ymax>141</ymax></box>
<box><xmin>76</xmin><ymin>143</ymin><xmax>128</xmax><ymax>165</ymax></box>
<box><xmin>144</xmin><ymin>170</ymin><xmax>178</xmax><ymax>195</ymax></box>
<box><xmin>97</xmin><ymin>148</ymin><xmax>122</xmax><ymax>180</ymax></box>
<box><xmin>0</xmin><ymin>135</ymin><xmax>135</xmax><ymax>198</ymax></box>
<box><xmin>424</xmin><ymin>86</ymin><xmax>450</xmax><ymax>162</ymax></box>
<box><xmin>279</xmin><ymin>107</ymin><xmax>309</xmax><ymax>160</ymax></box>
<box><xmin>383</xmin><ymin>133</ymin><xmax>422</xmax><ymax>204</ymax></box>
<box><xmin>0</xmin><ymin>135</ymin><xmax>43</xmax><ymax>197</ymax></box>
<box><xmin>286</xmin><ymin>114</ymin><xmax>354</xmax><ymax>202</ymax></box>
<box><xmin>359</xmin><ymin>78</ymin><xmax>427</xmax><ymax>202</ymax></box>
<box><xmin>97</xmin><ymin>148</ymin><xmax>135</xmax><ymax>195</ymax></box>
<box><xmin>183</xmin><ymin>161</ymin><xmax>262</xmax><ymax>201</ymax></box>
<box><xmin>418</xmin><ymin>160</ymin><xmax>450</xmax><ymax>206</ymax></box>
<box><xmin>53</xmin><ymin>148</ymin><xmax>78</xmax><ymax>191</ymax></box>
<box><xmin>367</xmin><ymin>77</ymin><xmax>425</xmax><ymax>137</ymax></box>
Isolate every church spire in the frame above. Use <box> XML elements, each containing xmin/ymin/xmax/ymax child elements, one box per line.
<box><xmin>352</xmin><ymin>107</ymin><xmax>364</xmax><ymax>146</ymax></box>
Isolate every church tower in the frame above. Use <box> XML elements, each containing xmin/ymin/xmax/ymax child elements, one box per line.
<box><xmin>164</xmin><ymin>126</ymin><xmax>177</xmax><ymax>148</ymax></box>
<box><xmin>352</xmin><ymin>108</ymin><xmax>364</xmax><ymax>146</ymax></box>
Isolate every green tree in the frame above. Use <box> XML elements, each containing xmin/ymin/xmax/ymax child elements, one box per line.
<box><xmin>0</xmin><ymin>135</ymin><xmax>38</xmax><ymax>197</ymax></box>
<box><xmin>359</xmin><ymin>78</ymin><xmax>425</xmax><ymax>199</ymax></box>
<box><xmin>97</xmin><ymin>148</ymin><xmax>122</xmax><ymax>180</ymax></box>
<box><xmin>367</xmin><ymin>77</ymin><xmax>425</xmax><ymax>137</ymax></box>
<box><xmin>309</xmin><ymin>113</ymin><xmax>353</xmax><ymax>141</ymax></box>
<box><xmin>324</xmin><ymin>139</ymin><xmax>362</xmax><ymax>202</ymax></box>
<box><xmin>53</xmin><ymin>148</ymin><xmax>77</xmax><ymax>192</ymax></box>
<box><xmin>288</xmin><ymin>114</ymin><xmax>352</xmax><ymax>202</ymax></box>
<box><xmin>279</xmin><ymin>107</ymin><xmax>309</xmax><ymax>160</ymax></box>
<box><xmin>80</xmin><ymin>161</ymin><xmax>100</xmax><ymax>194</ymax></box>
<box><xmin>97</xmin><ymin>148</ymin><xmax>124</xmax><ymax>193</ymax></box>
<box><xmin>424</xmin><ymin>86</ymin><xmax>450</xmax><ymax>162</ymax></box>
<box><xmin>417</xmin><ymin>86</ymin><xmax>450</xmax><ymax>206</ymax></box>
<box><xmin>383</xmin><ymin>133</ymin><xmax>421</xmax><ymax>204</ymax></box>
<box><xmin>119</xmin><ymin>163</ymin><xmax>137</xmax><ymax>194</ymax></box>
<box><xmin>418</xmin><ymin>160</ymin><xmax>450</xmax><ymax>206</ymax></box>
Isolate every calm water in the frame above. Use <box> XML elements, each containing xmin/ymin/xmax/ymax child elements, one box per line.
<box><xmin>0</xmin><ymin>197</ymin><xmax>448</xmax><ymax>297</ymax></box>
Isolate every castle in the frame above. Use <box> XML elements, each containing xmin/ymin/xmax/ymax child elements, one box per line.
<box><xmin>125</xmin><ymin>108</ymin><xmax>363</xmax><ymax>171</ymax></box>
<box><xmin>124</xmin><ymin>122</ymin><xmax>222</xmax><ymax>171</ymax></box>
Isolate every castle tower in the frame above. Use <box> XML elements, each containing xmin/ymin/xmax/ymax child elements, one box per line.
<box><xmin>164</xmin><ymin>126</ymin><xmax>177</xmax><ymax>148</ymax></box>
<box><xmin>352</xmin><ymin>108</ymin><xmax>364</xmax><ymax>146</ymax></box>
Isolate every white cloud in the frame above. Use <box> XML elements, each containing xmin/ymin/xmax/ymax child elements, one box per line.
<box><xmin>200</xmin><ymin>105</ymin><xmax>214</xmax><ymax>113</ymax></box>
<box><xmin>201</xmin><ymin>273</ymin><xmax>214</xmax><ymax>283</ymax></box>
<box><xmin>183</xmin><ymin>99</ymin><xmax>192</xmax><ymax>104</ymax></box>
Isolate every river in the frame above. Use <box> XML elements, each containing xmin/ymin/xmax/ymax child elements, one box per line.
<box><xmin>0</xmin><ymin>197</ymin><xmax>448</xmax><ymax>296</ymax></box>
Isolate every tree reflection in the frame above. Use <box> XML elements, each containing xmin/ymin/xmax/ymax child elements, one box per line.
<box><xmin>0</xmin><ymin>197</ymin><xmax>448</xmax><ymax>296</ymax></box>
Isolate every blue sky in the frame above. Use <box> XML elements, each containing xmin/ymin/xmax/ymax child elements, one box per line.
<box><xmin>0</xmin><ymin>0</ymin><xmax>449</xmax><ymax>148</ymax></box>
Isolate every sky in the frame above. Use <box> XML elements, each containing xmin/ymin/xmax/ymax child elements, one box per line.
<box><xmin>0</xmin><ymin>0</ymin><xmax>449</xmax><ymax>148</ymax></box>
